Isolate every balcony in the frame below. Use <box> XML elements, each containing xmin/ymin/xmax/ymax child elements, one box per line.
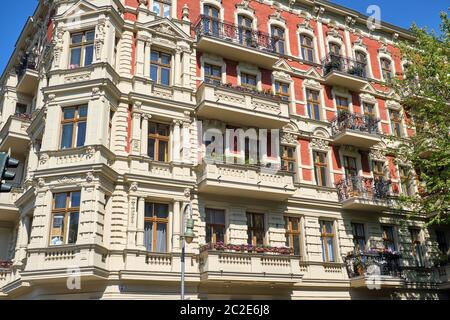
<box><xmin>322</xmin><ymin>54</ymin><xmax>368</xmax><ymax>90</ymax></box>
<box><xmin>331</xmin><ymin>112</ymin><xmax>381</xmax><ymax>149</ymax></box>
<box><xmin>0</xmin><ymin>262</ymin><xmax>13</xmax><ymax>290</ymax></box>
<box><xmin>196</xmin><ymin>82</ymin><xmax>290</xmax><ymax>129</ymax></box>
<box><xmin>344</xmin><ymin>251</ymin><xmax>404</xmax><ymax>288</ymax></box>
<box><xmin>194</xmin><ymin>16</ymin><xmax>278</xmax><ymax>68</ymax></box>
<box><xmin>336</xmin><ymin>177</ymin><xmax>392</xmax><ymax>211</ymax></box>
<box><xmin>16</xmin><ymin>54</ymin><xmax>39</xmax><ymax>96</ymax></box>
<box><xmin>198</xmin><ymin>162</ymin><xmax>295</xmax><ymax>201</ymax></box>
<box><xmin>0</xmin><ymin>114</ymin><xmax>32</xmax><ymax>155</ymax></box>
<box><xmin>0</xmin><ymin>188</ymin><xmax>23</xmax><ymax>220</ymax></box>
<box><xmin>436</xmin><ymin>265</ymin><xmax>450</xmax><ymax>289</ymax></box>
<box><xmin>199</xmin><ymin>244</ymin><xmax>303</xmax><ymax>285</ymax></box>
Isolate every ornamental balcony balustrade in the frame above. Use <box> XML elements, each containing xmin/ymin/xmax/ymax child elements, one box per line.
<box><xmin>335</xmin><ymin>176</ymin><xmax>392</xmax><ymax>210</ymax></box>
<box><xmin>344</xmin><ymin>250</ymin><xmax>404</xmax><ymax>288</ymax></box>
<box><xmin>331</xmin><ymin>111</ymin><xmax>381</xmax><ymax>148</ymax></box>
<box><xmin>196</xmin><ymin>81</ymin><xmax>290</xmax><ymax>129</ymax></box>
<box><xmin>194</xmin><ymin>15</ymin><xmax>279</xmax><ymax>68</ymax></box>
<box><xmin>199</xmin><ymin>242</ymin><xmax>303</xmax><ymax>285</ymax></box>
<box><xmin>322</xmin><ymin>54</ymin><xmax>368</xmax><ymax>90</ymax></box>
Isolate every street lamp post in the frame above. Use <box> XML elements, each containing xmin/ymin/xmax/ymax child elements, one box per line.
<box><xmin>181</xmin><ymin>197</ymin><xmax>195</xmax><ymax>301</ymax></box>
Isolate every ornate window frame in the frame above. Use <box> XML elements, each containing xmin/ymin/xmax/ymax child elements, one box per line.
<box><xmin>297</xmin><ymin>26</ymin><xmax>320</xmax><ymax>64</ymax></box>
<box><xmin>378</xmin><ymin>48</ymin><xmax>396</xmax><ymax>82</ymax></box>
<box><xmin>359</xmin><ymin>93</ymin><xmax>382</xmax><ymax>133</ymax></box>
<box><xmin>332</xmin><ymin>87</ymin><xmax>353</xmax><ymax>114</ymax></box>
<box><xmin>309</xmin><ymin>128</ymin><xmax>332</xmax><ymax>187</ymax></box>
<box><xmin>200</xmin><ymin>53</ymin><xmax>227</xmax><ymax>84</ymax></box>
<box><xmin>200</xmin><ymin>0</ymin><xmax>224</xmax><ymax>21</ymax></box>
<box><xmin>302</xmin><ymin>79</ymin><xmax>326</xmax><ymax>121</ymax></box>
<box><xmin>237</xmin><ymin>62</ymin><xmax>261</xmax><ymax>91</ymax></box>
<box><xmin>268</xmin><ymin>17</ymin><xmax>291</xmax><ymax>56</ymax></box>
<box><xmin>352</xmin><ymin>40</ymin><xmax>374</xmax><ymax>79</ymax></box>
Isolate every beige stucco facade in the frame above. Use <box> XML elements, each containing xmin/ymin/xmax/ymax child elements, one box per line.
<box><xmin>0</xmin><ymin>0</ymin><xmax>448</xmax><ymax>300</ymax></box>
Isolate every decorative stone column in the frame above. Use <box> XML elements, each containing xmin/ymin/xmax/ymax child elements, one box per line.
<box><xmin>127</xmin><ymin>195</ymin><xmax>138</xmax><ymax>248</ymax></box>
<box><xmin>140</xmin><ymin>115</ymin><xmax>150</xmax><ymax>156</ymax></box>
<box><xmin>182</xmin><ymin>120</ymin><xmax>191</xmax><ymax>164</ymax></box>
<box><xmin>131</xmin><ymin>103</ymin><xmax>142</xmax><ymax>155</ymax></box>
<box><xmin>172</xmin><ymin>201</ymin><xmax>181</xmax><ymax>251</ymax></box>
<box><xmin>181</xmin><ymin>48</ymin><xmax>191</xmax><ymax>87</ymax></box>
<box><xmin>172</xmin><ymin>120</ymin><xmax>182</xmax><ymax>162</ymax></box>
<box><xmin>144</xmin><ymin>39</ymin><xmax>152</xmax><ymax>78</ymax></box>
<box><xmin>136</xmin><ymin>197</ymin><xmax>145</xmax><ymax>249</ymax></box>
<box><xmin>174</xmin><ymin>48</ymin><xmax>182</xmax><ymax>86</ymax></box>
<box><xmin>136</xmin><ymin>37</ymin><xmax>146</xmax><ymax>76</ymax></box>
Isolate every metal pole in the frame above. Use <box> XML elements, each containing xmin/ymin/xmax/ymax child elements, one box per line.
<box><xmin>181</xmin><ymin>205</ymin><xmax>186</xmax><ymax>301</ymax></box>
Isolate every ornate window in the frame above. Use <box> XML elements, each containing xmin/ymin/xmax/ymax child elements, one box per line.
<box><xmin>329</xmin><ymin>42</ymin><xmax>341</xmax><ymax>56</ymax></box>
<box><xmin>150</xmin><ymin>50</ymin><xmax>171</xmax><ymax>86</ymax></box>
<box><xmin>335</xmin><ymin>96</ymin><xmax>349</xmax><ymax>114</ymax></box>
<box><xmin>204</xmin><ymin>63</ymin><xmax>222</xmax><ymax>85</ymax></box>
<box><xmin>363</xmin><ymin>102</ymin><xmax>376</xmax><ymax>118</ymax></box>
<box><xmin>389</xmin><ymin>109</ymin><xmax>402</xmax><ymax>137</ymax></box>
<box><xmin>355</xmin><ymin>51</ymin><xmax>368</xmax><ymax>77</ymax></box>
<box><xmin>380</xmin><ymin>58</ymin><xmax>393</xmax><ymax>81</ymax></box>
<box><xmin>300</xmin><ymin>34</ymin><xmax>315</xmax><ymax>62</ymax></box>
<box><xmin>382</xmin><ymin>225</ymin><xmax>396</xmax><ymax>251</ymax></box>
<box><xmin>285</xmin><ymin>216</ymin><xmax>302</xmax><ymax>256</ymax></box>
<box><xmin>60</xmin><ymin>106</ymin><xmax>87</xmax><ymax>149</ymax></box>
<box><xmin>271</xmin><ymin>26</ymin><xmax>285</xmax><ymax>55</ymax></box>
<box><xmin>281</xmin><ymin>145</ymin><xmax>296</xmax><ymax>173</ymax></box>
<box><xmin>144</xmin><ymin>203</ymin><xmax>169</xmax><ymax>253</ymax></box>
<box><xmin>50</xmin><ymin>192</ymin><xmax>80</xmax><ymax>246</ymax></box>
<box><xmin>246</xmin><ymin>212</ymin><xmax>265</xmax><ymax>245</ymax></box>
<box><xmin>320</xmin><ymin>220</ymin><xmax>335</xmax><ymax>262</ymax></box>
<box><xmin>203</xmin><ymin>5</ymin><xmax>220</xmax><ymax>35</ymax></box>
<box><xmin>240</xmin><ymin>72</ymin><xmax>257</xmax><ymax>89</ymax></box>
<box><xmin>238</xmin><ymin>15</ymin><xmax>253</xmax><ymax>47</ymax></box>
<box><xmin>373</xmin><ymin>160</ymin><xmax>385</xmax><ymax>181</ymax></box>
<box><xmin>69</xmin><ymin>30</ymin><xmax>95</xmax><ymax>69</ymax></box>
<box><xmin>205</xmin><ymin>208</ymin><xmax>225</xmax><ymax>244</ymax></box>
<box><xmin>343</xmin><ymin>156</ymin><xmax>358</xmax><ymax>179</ymax></box>
<box><xmin>399</xmin><ymin>166</ymin><xmax>413</xmax><ymax>196</ymax></box>
<box><xmin>152</xmin><ymin>0</ymin><xmax>171</xmax><ymax>18</ymax></box>
<box><xmin>148</xmin><ymin>122</ymin><xmax>170</xmax><ymax>162</ymax></box>
<box><xmin>275</xmin><ymin>81</ymin><xmax>290</xmax><ymax>101</ymax></box>
<box><xmin>306</xmin><ymin>89</ymin><xmax>321</xmax><ymax>120</ymax></box>
<box><xmin>351</xmin><ymin>222</ymin><xmax>366</xmax><ymax>252</ymax></box>
<box><xmin>313</xmin><ymin>151</ymin><xmax>328</xmax><ymax>187</ymax></box>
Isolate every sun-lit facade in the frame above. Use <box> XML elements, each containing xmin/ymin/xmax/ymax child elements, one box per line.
<box><xmin>0</xmin><ymin>0</ymin><xmax>448</xmax><ymax>299</ymax></box>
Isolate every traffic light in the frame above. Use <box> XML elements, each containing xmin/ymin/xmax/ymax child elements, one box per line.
<box><xmin>0</xmin><ymin>152</ymin><xmax>19</xmax><ymax>193</ymax></box>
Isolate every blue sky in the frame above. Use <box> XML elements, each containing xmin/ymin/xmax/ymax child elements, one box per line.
<box><xmin>0</xmin><ymin>0</ymin><xmax>447</xmax><ymax>74</ymax></box>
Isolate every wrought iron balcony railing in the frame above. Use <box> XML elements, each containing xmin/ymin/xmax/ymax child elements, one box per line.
<box><xmin>345</xmin><ymin>251</ymin><xmax>402</xmax><ymax>278</ymax></box>
<box><xmin>336</xmin><ymin>176</ymin><xmax>391</xmax><ymax>202</ymax></box>
<box><xmin>194</xmin><ymin>15</ymin><xmax>277</xmax><ymax>54</ymax></box>
<box><xmin>322</xmin><ymin>53</ymin><xmax>368</xmax><ymax>78</ymax></box>
<box><xmin>331</xmin><ymin>111</ymin><xmax>380</xmax><ymax>136</ymax></box>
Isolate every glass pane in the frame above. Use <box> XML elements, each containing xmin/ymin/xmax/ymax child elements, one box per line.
<box><xmin>216</xmin><ymin>226</ymin><xmax>225</xmax><ymax>243</ymax></box>
<box><xmin>206</xmin><ymin>227</ymin><xmax>212</xmax><ymax>243</ymax></box>
<box><xmin>54</xmin><ymin>193</ymin><xmax>67</xmax><ymax>209</ymax></box>
<box><xmin>71</xmin><ymin>34</ymin><xmax>83</xmax><ymax>44</ymax></box>
<box><xmin>70</xmin><ymin>48</ymin><xmax>81</xmax><ymax>68</ymax></box>
<box><xmin>149</xmin><ymin>122</ymin><xmax>157</xmax><ymax>134</ymax></box>
<box><xmin>64</xmin><ymin>108</ymin><xmax>76</xmax><ymax>120</ymax></box>
<box><xmin>327</xmin><ymin>238</ymin><xmax>335</xmax><ymax>262</ymax></box>
<box><xmin>144</xmin><ymin>221</ymin><xmax>153</xmax><ymax>251</ymax></box>
<box><xmin>255</xmin><ymin>214</ymin><xmax>264</xmax><ymax>229</ymax></box>
<box><xmin>157</xmin><ymin>124</ymin><xmax>169</xmax><ymax>136</ymax></box>
<box><xmin>156</xmin><ymin>223</ymin><xmax>167</xmax><ymax>253</ymax></box>
<box><xmin>155</xmin><ymin>203</ymin><xmax>169</xmax><ymax>219</ymax></box>
<box><xmin>293</xmin><ymin>235</ymin><xmax>300</xmax><ymax>255</ymax></box>
<box><xmin>325</xmin><ymin>222</ymin><xmax>333</xmax><ymax>234</ymax></box>
<box><xmin>84</xmin><ymin>45</ymin><xmax>94</xmax><ymax>66</ymax></box>
<box><xmin>151</xmin><ymin>51</ymin><xmax>159</xmax><ymax>62</ymax></box>
<box><xmin>152</xmin><ymin>2</ymin><xmax>161</xmax><ymax>15</ymax></box>
<box><xmin>70</xmin><ymin>192</ymin><xmax>81</xmax><ymax>208</ymax></box>
<box><xmin>321</xmin><ymin>237</ymin><xmax>326</xmax><ymax>262</ymax></box>
<box><xmin>145</xmin><ymin>203</ymin><xmax>154</xmax><ymax>218</ymax></box>
<box><xmin>76</xmin><ymin>121</ymin><xmax>86</xmax><ymax>147</ymax></box>
<box><xmin>163</xmin><ymin>4</ymin><xmax>171</xmax><ymax>17</ymax></box>
<box><xmin>160</xmin><ymin>68</ymin><xmax>170</xmax><ymax>86</ymax></box>
<box><xmin>158</xmin><ymin>141</ymin><xmax>168</xmax><ymax>161</ymax></box>
<box><xmin>148</xmin><ymin>139</ymin><xmax>155</xmax><ymax>159</ymax></box>
<box><xmin>61</xmin><ymin>124</ymin><xmax>74</xmax><ymax>149</ymax></box>
<box><xmin>51</xmin><ymin>214</ymin><xmax>65</xmax><ymax>246</ymax></box>
<box><xmin>161</xmin><ymin>54</ymin><xmax>171</xmax><ymax>65</ymax></box>
<box><xmin>313</xmin><ymin>104</ymin><xmax>320</xmax><ymax>120</ymax></box>
<box><xmin>78</xmin><ymin>106</ymin><xmax>88</xmax><ymax>118</ymax></box>
<box><xmin>150</xmin><ymin>65</ymin><xmax>158</xmax><ymax>81</ymax></box>
<box><xmin>68</xmin><ymin>212</ymin><xmax>79</xmax><ymax>244</ymax></box>
<box><xmin>85</xmin><ymin>31</ymin><xmax>95</xmax><ymax>42</ymax></box>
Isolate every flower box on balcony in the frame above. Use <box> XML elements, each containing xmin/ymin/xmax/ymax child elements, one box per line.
<box><xmin>200</xmin><ymin>242</ymin><xmax>293</xmax><ymax>255</ymax></box>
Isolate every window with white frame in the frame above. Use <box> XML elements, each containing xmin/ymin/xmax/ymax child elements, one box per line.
<box><xmin>320</xmin><ymin>220</ymin><xmax>335</xmax><ymax>262</ymax></box>
<box><xmin>152</xmin><ymin>0</ymin><xmax>171</xmax><ymax>18</ymax></box>
<box><xmin>380</xmin><ymin>58</ymin><xmax>393</xmax><ymax>81</ymax></box>
<box><xmin>271</xmin><ymin>26</ymin><xmax>286</xmax><ymax>55</ymax></box>
<box><xmin>306</xmin><ymin>89</ymin><xmax>321</xmax><ymax>120</ymax></box>
<box><xmin>69</xmin><ymin>30</ymin><xmax>95</xmax><ymax>69</ymax></box>
<box><xmin>300</xmin><ymin>34</ymin><xmax>315</xmax><ymax>62</ymax></box>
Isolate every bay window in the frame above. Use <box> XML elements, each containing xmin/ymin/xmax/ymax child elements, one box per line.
<box><xmin>148</xmin><ymin>122</ymin><xmax>170</xmax><ymax>162</ymax></box>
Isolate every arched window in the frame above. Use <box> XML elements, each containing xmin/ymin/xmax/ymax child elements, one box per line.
<box><xmin>238</xmin><ymin>15</ymin><xmax>253</xmax><ymax>47</ymax></box>
<box><xmin>380</xmin><ymin>58</ymin><xmax>393</xmax><ymax>81</ymax></box>
<box><xmin>354</xmin><ymin>50</ymin><xmax>368</xmax><ymax>77</ymax></box>
<box><xmin>203</xmin><ymin>5</ymin><xmax>219</xmax><ymax>35</ymax></box>
<box><xmin>300</xmin><ymin>34</ymin><xmax>314</xmax><ymax>62</ymax></box>
<box><xmin>329</xmin><ymin>42</ymin><xmax>341</xmax><ymax>56</ymax></box>
<box><xmin>271</xmin><ymin>26</ymin><xmax>285</xmax><ymax>55</ymax></box>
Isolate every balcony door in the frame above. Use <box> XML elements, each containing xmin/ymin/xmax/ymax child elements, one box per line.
<box><xmin>204</xmin><ymin>5</ymin><xmax>219</xmax><ymax>36</ymax></box>
<box><xmin>354</xmin><ymin>51</ymin><xmax>368</xmax><ymax>77</ymax></box>
<box><xmin>247</xmin><ymin>212</ymin><xmax>265</xmax><ymax>246</ymax></box>
<box><xmin>343</xmin><ymin>156</ymin><xmax>358</xmax><ymax>194</ymax></box>
<box><xmin>238</xmin><ymin>15</ymin><xmax>253</xmax><ymax>47</ymax></box>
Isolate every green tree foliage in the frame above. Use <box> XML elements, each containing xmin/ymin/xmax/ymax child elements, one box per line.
<box><xmin>390</xmin><ymin>12</ymin><xmax>450</xmax><ymax>225</ymax></box>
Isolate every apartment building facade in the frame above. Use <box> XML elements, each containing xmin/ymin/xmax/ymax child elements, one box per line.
<box><xmin>0</xmin><ymin>0</ymin><xmax>448</xmax><ymax>299</ymax></box>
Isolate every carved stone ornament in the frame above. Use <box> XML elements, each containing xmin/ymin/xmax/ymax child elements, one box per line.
<box><xmin>311</xmin><ymin>138</ymin><xmax>329</xmax><ymax>151</ymax></box>
<box><xmin>86</xmin><ymin>172</ymin><xmax>94</xmax><ymax>183</ymax></box>
<box><xmin>37</xmin><ymin>178</ymin><xmax>45</xmax><ymax>188</ymax></box>
<box><xmin>130</xmin><ymin>182</ymin><xmax>138</xmax><ymax>192</ymax></box>
<box><xmin>39</xmin><ymin>153</ymin><xmax>49</xmax><ymax>165</ymax></box>
<box><xmin>281</xmin><ymin>132</ymin><xmax>297</xmax><ymax>145</ymax></box>
<box><xmin>369</xmin><ymin>148</ymin><xmax>386</xmax><ymax>161</ymax></box>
